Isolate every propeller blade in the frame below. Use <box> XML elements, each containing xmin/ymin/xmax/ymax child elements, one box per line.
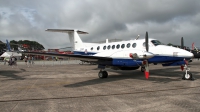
<box><xmin>184</xmin><ymin>59</ymin><xmax>188</xmax><ymax>65</ymax></box>
<box><xmin>145</xmin><ymin>32</ymin><xmax>149</xmax><ymax>52</ymax></box>
<box><xmin>181</xmin><ymin>65</ymin><xmax>184</xmax><ymax>71</ymax></box>
<box><xmin>181</xmin><ymin>37</ymin><xmax>184</xmax><ymax>49</ymax></box>
<box><xmin>144</xmin><ymin>32</ymin><xmax>150</xmax><ymax>79</ymax></box>
<box><xmin>143</xmin><ymin>60</ymin><xmax>149</xmax><ymax>79</ymax></box>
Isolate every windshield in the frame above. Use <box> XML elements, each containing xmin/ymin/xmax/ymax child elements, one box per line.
<box><xmin>151</xmin><ymin>40</ymin><xmax>164</xmax><ymax>46</ymax></box>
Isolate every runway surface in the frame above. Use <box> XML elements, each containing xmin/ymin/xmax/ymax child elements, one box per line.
<box><xmin>0</xmin><ymin>60</ymin><xmax>200</xmax><ymax>112</ymax></box>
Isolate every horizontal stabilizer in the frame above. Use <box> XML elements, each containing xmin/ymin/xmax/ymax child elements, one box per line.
<box><xmin>46</xmin><ymin>29</ymin><xmax>88</xmax><ymax>34</ymax></box>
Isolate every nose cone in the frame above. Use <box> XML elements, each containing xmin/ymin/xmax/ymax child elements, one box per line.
<box><xmin>186</xmin><ymin>51</ymin><xmax>194</xmax><ymax>58</ymax></box>
<box><xmin>143</xmin><ymin>51</ymin><xmax>154</xmax><ymax>59</ymax></box>
<box><xmin>178</xmin><ymin>50</ymin><xmax>194</xmax><ymax>58</ymax></box>
<box><xmin>189</xmin><ymin>52</ymin><xmax>194</xmax><ymax>58</ymax></box>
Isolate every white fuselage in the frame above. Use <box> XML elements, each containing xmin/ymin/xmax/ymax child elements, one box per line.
<box><xmin>73</xmin><ymin>39</ymin><xmax>193</xmax><ymax>60</ymax></box>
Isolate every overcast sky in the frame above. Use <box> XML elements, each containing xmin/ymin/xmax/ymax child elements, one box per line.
<box><xmin>0</xmin><ymin>0</ymin><xmax>200</xmax><ymax>49</ymax></box>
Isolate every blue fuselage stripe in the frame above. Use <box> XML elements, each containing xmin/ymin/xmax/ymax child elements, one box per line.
<box><xmin>73</xmin><ymin>51</ymin><xmax>187</xmax><ymax>66</ymax></box>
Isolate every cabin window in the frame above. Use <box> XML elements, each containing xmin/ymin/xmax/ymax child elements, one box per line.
<box><xmin>126</xmin><ymin>43</ymin><xmax>130</xmax><ymax>48</ymax></box>
<box><xmin>91</xmin><ymin>47</ymin><xmax>93</xmax><ymax>50</ymax></box>
<box><xmin>116</xmin><ymin>44</ymin><xmax>120</xmax><ymax>49</ymax></box>
<box><xmin>121</xmin><ymin>44</ymin><xmax>125</xmax><ymax>49</ymax></box>
<box><xmin>103</xmin><ymin>46</ymin><xmax>106</xmax><ymax>50</ymax></box>
<box><xmin>132</xmin><ymin>43</ymin><xmax>136</xmax><ymax>48</ymax></box>
<box><xmin>97</xmin><ymin>46</ymin><xmax>100</xmax><ymax>50</ymax></box>
<box><xmin>107</xmin><ymin>45</ymin><xmax>111</xmax><ymax>50</ymax></box>
<box><xmin>151</xmin><ymin>40</ymin><xmax>164</xmax><ymax>46</ymax></box>
<box><xmin>112</xmin><ymin>45</ymin><xmax>115</xmax><ymax>49</ymax></box>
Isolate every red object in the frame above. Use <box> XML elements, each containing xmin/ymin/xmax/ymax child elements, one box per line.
<box><xmin>129</xmin><ymin>53</ymin><xmax>133</xmax><ymax>58</ymax></box>
<box><xmin>58</xmin><ymin>51</ymin><xmax>73</xmax><ymax>54</ymax></box>
<box><xmin>192</xmin><ymin>43</ymin><xmax>194</xmax><ymax>50</ymax></box>
<box><xmin>184</xmin><ymin>60</ymin><xmax>188</xmax><ymax>65</ymax></box>
<box><xmin>181</xmin><ymin>66</ymin><xmax>184</xmax><ymax>71</ymax></box>
<box><xmin>145</xmin><ymin>71</ymin><xmax>149</xmax><ymax>79</ymax></box>
<box><xmin>143</xmin><ymin>60</ymin><xmax>147</xmax><ymax>65</ymax></box>
<box><xmin>23</xmin><ymin>44</ymin><xmax>29</xmax><ymax>48</ymax></box>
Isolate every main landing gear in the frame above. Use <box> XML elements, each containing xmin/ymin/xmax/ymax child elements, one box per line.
<box><xmin>98</xmin><ymin>70</ymin><xmax>108</xmax><ymax>79</ymax></box>
<box><xmin>140</xmin><ymin>66</ymin><xmax>145</xmax><ymax>72</ymax></box>
<box><xmin>182</xmin><ymin>64</ymin><xmax>194</xmax><ymax>80</ymax></box>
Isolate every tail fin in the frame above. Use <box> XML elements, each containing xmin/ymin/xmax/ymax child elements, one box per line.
<box><xmin>46</xmin><ymin>29</ymin><xmax>88</xmax><ymax>51</ymax></box>
<box><xmin>6</xmin><ymin>39</ymin><xmax>11</xmax><ymax>51</ymax></box>
<box><xmin>192</xmin><ymin>42</ymin><xmax>194</xmax><ymax>50</ymax></box>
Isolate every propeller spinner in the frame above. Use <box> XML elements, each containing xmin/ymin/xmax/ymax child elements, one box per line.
<box><xmin>181</xmin><ymin>37</ymin><xmax>184</xmax><ymax>49</ymax></box>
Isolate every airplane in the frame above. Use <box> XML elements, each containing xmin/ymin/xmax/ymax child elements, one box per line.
<box><xmin>0</xmin><ymin>40</ymin><xmax>22</xmax><ymax>58</ymax></box>
<box><xmin>191</xmin><ymin>43</ymin><xmax>200</xmax><ymax>59</ymax></box>
<box><xmin>21</xmin><ymin>29</ymin><xmax>194</xmax><ymax>80</ymax></box>
<box><xmin>0</xmin><ymin>39</ymin><xmax>25</xmax><ymax>52</ymax></box>
<box><xmin>171</xmin><ymin>38</ymin><xmax>200</xmax><ymax>59</ymax></box>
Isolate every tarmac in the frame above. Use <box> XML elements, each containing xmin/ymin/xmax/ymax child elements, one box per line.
<box><xmin>0</xmin><ymin>59</ymin><xmax>200</xmax><ymax>112</ymax></box>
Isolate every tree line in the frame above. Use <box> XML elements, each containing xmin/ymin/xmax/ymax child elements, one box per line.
<box><xmin>0</xmin><ymin>40</ymin><xmax>45</xmax><ymax>51</ymax></box>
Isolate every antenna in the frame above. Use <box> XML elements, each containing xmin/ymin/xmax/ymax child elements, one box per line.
<box><xmin>135</xmin><ymin>35</ymin><xmax>140</xmax><ymax>40</ymax></box>
<box><xmin>106</xmin><ymin>39</ymin><xmax>109</xmax><ymax>43</ymax></box>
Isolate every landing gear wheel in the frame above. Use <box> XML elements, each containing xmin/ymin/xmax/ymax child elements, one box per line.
<box><xmin>98</xmin><ymin>71</ymin><xmax>104</xmax><ymax>79</ymax></box>
<box><xmin>102</xmin><ymin>71</ymin><xmax>108</xmax><ymax>78</ymax></box>
<box><xmin>98</xmin><ymin>71</ymin><xmax>108</xmax><ymax>79</ymax></box>
<box><xmin>141</xmin><ymin>66</ymin><xmax>145</xmax><ymax>72</ymax></box>
<box><xmin>182</xmin><ymin>72</ymin><xmax>193</xmax><ymax>80</ymax></box>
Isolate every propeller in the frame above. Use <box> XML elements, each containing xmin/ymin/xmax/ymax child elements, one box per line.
<box><xmin>192</xmin><ymin>43</ymin><xmax>200</xmax><ymax>53</ymax></box>
<box><xmin>135</xmin><ymin>35</ymin><xmax>140</xmax><ymax>40</ymax></box>
<box><xmin>181</xmin><ymin>37</ymin><xmax>184</xmax><ymax>49</ymax></box>
<box><xmin>180</xmin><ymin>37</ymin><xmax>188</xmax><ymax>71</ymax></box>
<box><xmin>145</xmin><ymin>32</ymin><xmax>149</xmax><ymax>52</ymax></box>
<box><xmin>144</xmin><ymin>32</ymin><xmax>149</xmax><ymax>79</ymax></box>
<box><xmin>180</xmin><ymin>37</ymin><xmax>185</xmax><ymax>70</ymax></box>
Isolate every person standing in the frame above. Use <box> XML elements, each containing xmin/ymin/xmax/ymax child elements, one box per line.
<box><xmin>24</xmin><ymin>56</ymin><xmax>28</xmax><ymax>65</ymax></box>
<box><xmin>31</xmin><ymin>56</ymin><xmax>35</xmax><ymax>65</ymax></box>
<box><xmin>11</xmin><ymin>56</ymin><xmax>15</xmax><ymax>65</ymax></box>
<box><xmin>9</xmin><ymin>56</ymin><xmax>12</xmax><ymax>66</ymax></box>
<box><xmin>4</xmin><ymin>57</ymin><xmax>6</xmax><ymax>65</ymax></box>
<box><xmin>28</xmin><ymin>56</ymin><xmax>31</xmax><ymax>67</ymax></box>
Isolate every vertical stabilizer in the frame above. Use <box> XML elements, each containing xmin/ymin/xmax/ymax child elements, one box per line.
<box><xmin>106</xmin><ymin>39</ymin><xmax>109</xmax><ymax>43</ymax></box>
<box><xmin>68</xmin><ymin>30</ymin><xmax>83</xmax><ymax>50</ymax></box>
<box><xmin>6</xmin><ymin>39</ymin><xmax>11</xmax><ymax>51</ymax></box>
<box><xmin>46</xmin><ymin>29</ymin><xmax>88</xmax><ymax>51</ymax></box>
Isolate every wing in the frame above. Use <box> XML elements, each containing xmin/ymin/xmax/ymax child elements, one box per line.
<box><xmin>21</xmin><ymin>51</ymin><xmax>112</xmax><ymax>64</ymax></box>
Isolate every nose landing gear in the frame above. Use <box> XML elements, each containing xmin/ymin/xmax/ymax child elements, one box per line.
<box><xmin>182</xmin><ymin>64</ymin><xmax>194</xmax><ymax>80</ymax></box>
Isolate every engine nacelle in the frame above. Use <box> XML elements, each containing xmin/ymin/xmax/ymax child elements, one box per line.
<box><xmin>129</xmin><ymin>51</ymin><xmax>154</xmax><ymax>59</ymax></box>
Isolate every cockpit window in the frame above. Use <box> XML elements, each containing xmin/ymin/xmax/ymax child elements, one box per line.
<box><xmin>151</xmin><ymin>40</ymin><xmax>164</xmax><ymax>46</ymax></box>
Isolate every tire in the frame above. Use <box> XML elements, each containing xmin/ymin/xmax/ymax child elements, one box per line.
<box><xmin>182</xmin><ymin>72</ymin><xmax>192</xmax><ymax>80</ymax></box>
<box><xmin>98</xmin><ymin>71</ymin><xmax>108</xmax><ymax>79</ymax></box>
<box><xmin>141</xmin><ymin>66</ymin><xmax>145</xmax><ymax>72</ymax></box>
<box><xmin>98</xmin><ymin>71</ymin><xmax>104</xmax><ymax>79</ymax></box>
<box><xmin>102</xmin><ymin>71</ymin><xmax>108</xmax><ymax>78</ymax></box>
